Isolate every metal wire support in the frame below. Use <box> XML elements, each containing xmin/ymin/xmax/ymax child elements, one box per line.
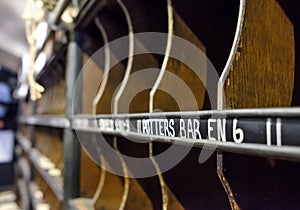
<box><xmin>111</xmin><ymin>0</ymin><xmax>134</xmax><ymax>209</ymax></box>
<box><xmin>216</xmin><ymin>0</ymin><xmax>246</xmax><ymax>209</ymax></box>
<box><xmin>89</xmin><ymin>17</ymin><xmax>111</xmax><ymax>206</ymax></box>
<box><xmin>217</xmin><ymin>152</ymin><xmax>240</xmax><ymax>210</ymax></box>
<box><xmin>148</xmin><ymin>0</ymin><xmax>174</xmax><ymax>209</ymax></box>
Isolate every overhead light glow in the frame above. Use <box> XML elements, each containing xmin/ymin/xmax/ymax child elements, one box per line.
<box><xmin>35</xmin><ymin>0</ymin><xmax>44</xmax><ymax>8</ymax></box>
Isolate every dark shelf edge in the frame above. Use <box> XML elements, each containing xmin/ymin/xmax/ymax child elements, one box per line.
<box><xmin>29</xmin><ymin>149</ymin><xmax>64</xmax><ymax>202</ymax></box>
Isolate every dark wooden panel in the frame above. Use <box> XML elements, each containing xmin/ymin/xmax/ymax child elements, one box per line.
<box><xmin>224</xmin><ymin>0</ymin><xmax>294</xmax><ymax>108</ymax></box>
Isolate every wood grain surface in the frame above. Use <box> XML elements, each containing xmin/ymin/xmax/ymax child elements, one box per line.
<box><xmin>224</xmin><ymin>0</ymin><xmax>294</xmax><ymax>108</ymax></box>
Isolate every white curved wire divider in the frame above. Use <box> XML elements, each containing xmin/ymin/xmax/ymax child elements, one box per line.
<box><xmin>111</xmin><ymin>0</ymin><xmax>134</xmax><ymax>209</ymax></box>
<box><xmin>148</xmin><ymin>0</ymin><xmax>174</xmax><ymax>209</ymax></box>
<box><xmin>218</xmin><ymin>0</ymin><xmax>246</xmax><ymax>110</ymax></box>
<box><xmin>217</xmin><ymin>1</ymin><xmax>246</xmax><ymax>209</ymax></box>
<box><xmin>91</xmin><ymin>17</ymin><xmax>110</xmax><ymax>205</ymax></box>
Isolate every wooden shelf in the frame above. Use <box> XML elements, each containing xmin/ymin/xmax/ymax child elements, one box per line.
<box><xmin>29</xmin><ymin>149</ymin><xmax>64</xmax><ymax>202</ymax></box>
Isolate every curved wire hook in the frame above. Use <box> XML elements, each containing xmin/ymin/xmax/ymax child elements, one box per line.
<box><xmin>111</xmin><ymin>0</ymin><xmax>134</xmax><ymax>209</ymax></box>
<box><xmin>148</xmin><ymin>0</ymin><xmax>174</xmax><ymax>209</ymax></box>
<box><xmin>217</xmin><ymin>0</ymin><xmax>246</xmax><ymax>209</ymax></box>
<box><xmin>90</xmin><ymin>17</ymin><xmax>111</xmax><ymax>205</ymax></box>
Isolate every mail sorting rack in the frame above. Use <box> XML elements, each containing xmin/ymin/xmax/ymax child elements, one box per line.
<box><xmin>16</xmin><ymin>0</ymin><xmax>77</xmax><ymax>209</ymax></box>
<box><xmin>17</xmin><ymin>49</ymin><xmax>70</xmax><ymax>210</ymax></box>
<box><xmin>16</xmin><ymin>0</ymin><xmax>300</xmax><ymax>210</ymax></box>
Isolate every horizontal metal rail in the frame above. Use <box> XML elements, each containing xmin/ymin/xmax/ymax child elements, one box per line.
<box><xmin>73</xmin><ymin>108</ymin><xmax>300</xmax><ymax>161</ymax></box>
<box><xmin>19</xmin><ymin>115</ymin><xmax>70</xmax><ymax>129</ymax></box>
<box><xmin>19</xmin><ymin>108</ymin><xmax>300</xmax><ymax>161</ymax></box>
<box><xmin>74</xmin><ymin>107</ymin><xmax>300</xmax><ymax>119</ymax></box>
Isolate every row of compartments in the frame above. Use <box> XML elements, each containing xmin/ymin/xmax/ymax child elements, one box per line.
<box><xmin>18</xmin><ymin>0</ymin><xmax>300</xmax><ymax>209</ymax></box>
<box><xmin>16</xmin><ymin>122</ymin><xmax>300</xmax><ymax>210</ymax></box>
